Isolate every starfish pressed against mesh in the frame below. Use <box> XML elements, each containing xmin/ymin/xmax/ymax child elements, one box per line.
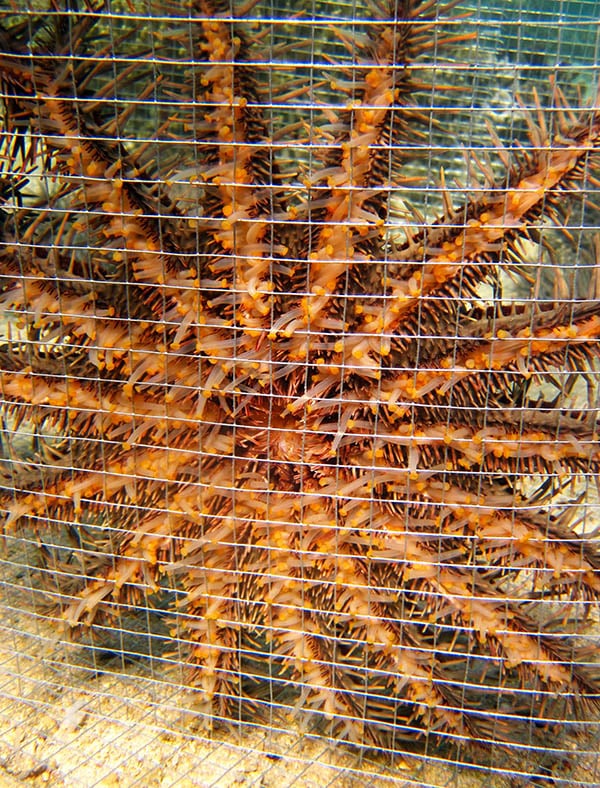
<box><xmin>1</xmin><ymin>0</ymin><xmax>600</xmax><ymax>759</ymax></box>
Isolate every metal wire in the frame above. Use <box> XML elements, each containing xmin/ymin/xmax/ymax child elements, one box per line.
<box><xmin>1</xmin><ymin>0</ymin><xmax>600</xmax><ymax>785</ymax></box>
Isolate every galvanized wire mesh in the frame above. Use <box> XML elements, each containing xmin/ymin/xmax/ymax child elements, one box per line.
<box><xmin>1</xmin><ymin>0</ymin><xmax>600</xmax><ymax>785</ymax></box>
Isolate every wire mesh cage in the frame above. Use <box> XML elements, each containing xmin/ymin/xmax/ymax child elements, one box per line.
<box><xmin>1</xmin><ymin>0</ymin><xmax>600</xmax><ymax>785</ymax></box>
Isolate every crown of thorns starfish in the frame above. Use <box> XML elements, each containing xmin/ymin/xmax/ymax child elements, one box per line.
<box><xmin>1</xmin><ymin>0</ymin><xmax>599</xmax><ymax>759</ymax></box>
